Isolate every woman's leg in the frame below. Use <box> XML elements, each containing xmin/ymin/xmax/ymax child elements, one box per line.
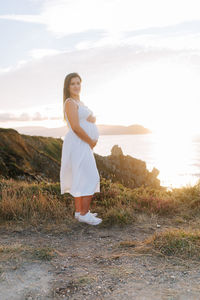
<box><xmin>80</xmin><ymin>195</ymin><xmax>93</xmax><ymax>215</ymax></box>
<box><xmin>74</xmin><ymin>196</ymin><xmax>82</xmax><ymax>213</ymax></box>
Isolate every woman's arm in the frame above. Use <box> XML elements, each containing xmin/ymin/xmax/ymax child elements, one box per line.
<box><xmin>86</xmin><ymin>114</ymin><xmax>96</xmax><ymax>123</ymax></box>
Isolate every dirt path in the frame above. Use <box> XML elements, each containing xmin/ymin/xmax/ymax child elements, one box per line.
<box><xmin>0</xmin><ymin>217</ymin><xmax>200</xmax><ymax>300</ymax></box>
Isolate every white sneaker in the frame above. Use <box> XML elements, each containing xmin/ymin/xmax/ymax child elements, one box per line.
<box><xmin>74</xmin><ymin>210</ymin><xmax>97</xmax><ymax>219</ymax></box>
<box><xmin>89</xmin><ymin>210</ymin><xmax>98</xmax><ymax>217</ymax></box>
<box><xmin>78</xmin><ymin>211</ymin><xmax>102</xmax><ymax>225</ymax></box>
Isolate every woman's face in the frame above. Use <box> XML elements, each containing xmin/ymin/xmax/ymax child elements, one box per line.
<box><xmin>69</xmin><ymin>76</ymin><xmax>81</xmax><ymax>97</ymax></box>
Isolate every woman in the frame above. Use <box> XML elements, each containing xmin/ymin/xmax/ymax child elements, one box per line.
<box><xmin>60</xmin><ymin>72</ymin><xmax>102</xmax><ymax>225</ymax></box>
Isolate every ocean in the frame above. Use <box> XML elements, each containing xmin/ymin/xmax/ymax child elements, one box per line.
<box><xmin>92</xmin><ymin>133</ymin><xmax>200</xmax><ymax>189</ymax></box>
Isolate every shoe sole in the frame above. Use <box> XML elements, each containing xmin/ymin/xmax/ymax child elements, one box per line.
<box><xmin>78</xmin><ymin>218</ymin><xmax>102</xmax><ymax>225</ymax></box>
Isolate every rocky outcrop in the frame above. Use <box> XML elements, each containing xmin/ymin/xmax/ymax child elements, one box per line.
<box><xmin>95</xmin><ymin>145</ymin><xmax>160</xmax><ymax>189</ymax></box>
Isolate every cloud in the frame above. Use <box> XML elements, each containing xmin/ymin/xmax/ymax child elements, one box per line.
<box><xmin>0</xmin><ymin>112</ymin><xmax>39</xmax><ymax>122</ymax></box>
<box><xmin>0</xmin><ymin>67</ymin><xmax>12</xmax><ymax>73</ymax></box>
<box><xmin>0</xmin><ymin>42</ymin><xmax>199</xmax><ymax>111</ymax></box>
<box><xmin>29</xmin><ymin>48</ymin><xmax>65</xmax><ymax>59</ymax></box>
<box><xmin>1</xmin><ymin>0</ymin><xmax>200</xmax><ymax>130</ymax></box>
<box><xmin>1</xmin><ymin>0</ymin><xmax>200</xmax><ymax>58</ymax></box>
<box><xmin>0</xmin><ymin>43</ymin><xmax>199</xmax><ymax>131</ymax></box>
<box><xmin>0</xmin><ymin>13</ymin><xmax>43</xmax><ymax>24</ymax></box>
<box><xmin>0</xmin><ymin>111</ymin><xmax>60</xmax><ymax>122</ymax></box>
<box><xmin>1</xmin><ymin>0</ymin><xmax>200</xmax><ymax>38</ymax></box>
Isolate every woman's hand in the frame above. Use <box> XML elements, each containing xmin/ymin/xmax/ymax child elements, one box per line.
<box><xmin>89</xmin><ymin>139</ymin><xmax>98</xmax><ymax>149</ymax></box>
<box><xmin>87</xmin><ymin>114</ymin><xmax>96</xmax><ymax>123</ymax></box>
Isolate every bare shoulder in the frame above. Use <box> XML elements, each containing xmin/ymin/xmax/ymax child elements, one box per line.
<box><xmin>64</xmin><ymin>99</ymin><xmax>78</xmax><ymax>114</ymax></box>
<box><xmin>65</xmin><ymin>98</ymin><xmax>77</xmax><ymax>106</ymax></box>
<box><xmin>65</xmin><ymin>98</ymin><xmax>72</xmax><ymax>104</ymax></box>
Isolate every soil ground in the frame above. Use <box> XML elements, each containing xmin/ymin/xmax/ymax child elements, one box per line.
<box><xmin>0</xmin><ymin>215</ymin><xmax>200</xmax><ymax>300</ymax></box>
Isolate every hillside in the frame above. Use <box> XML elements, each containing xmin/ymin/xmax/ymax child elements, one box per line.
<box><xmin>14</xmin><ymin>123</ymin><xmax>151</xmax><ymax>138</ymax></box>
<box><xmin>0</xmin><ymin>127</ymin><xmax>160</xmax><ymax>189</ymax></box>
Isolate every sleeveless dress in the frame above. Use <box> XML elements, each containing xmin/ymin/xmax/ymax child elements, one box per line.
<box><xmin>60</xmin><ymin>98</ymin><xmax>100</xmax><ymax>197</ymax></box>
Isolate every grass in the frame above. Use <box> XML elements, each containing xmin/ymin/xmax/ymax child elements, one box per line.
<box><xmin>0</xmin><ymin>177</ymin><xmax>200</xmax><ymax>227</ymax></box>
<box><xmin>0</xmin><ymin>243</ymin><xmax>56</xmax><ymax>262</ymax></box>
<box><xmin>0</xmin><ymin>177</ymin><xmax>200</xmax><ymax>262</ymax></box>
<box><xmin>132</xmin><ymin>228</ymin><xmax>200</xmax><ymax>261</ymax></box>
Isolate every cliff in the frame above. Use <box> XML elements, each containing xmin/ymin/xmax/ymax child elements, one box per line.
<box><xmin>0</xmin><ymin>128</ymin><xmax>160</xmax><ymax>189</ymax></box>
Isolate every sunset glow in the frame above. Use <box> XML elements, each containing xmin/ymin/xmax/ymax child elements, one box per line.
<box><xmin>1</xmin><ymin>0</ymin><xmax>200</xmax><ymax>188</ymax></box>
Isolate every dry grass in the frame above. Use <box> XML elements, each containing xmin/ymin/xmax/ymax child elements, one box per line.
<box><xmin>123</xmin><ymin>228</ymin><xmax>200</xmax><ymax>261</ymax></box>
<box><xmin>0</xmin><ymin>178</ymin><xmax>74</xmax><ymax>224</ymax></box>
<box><xmin>0</xmin><ymin>177</ymin><xmax>200</xmax><ymax>227</ymax></box>
<box><xmin>0</xmin><ymin>242</ymin><xmax>56</xmax><ymax>262</ymax></box>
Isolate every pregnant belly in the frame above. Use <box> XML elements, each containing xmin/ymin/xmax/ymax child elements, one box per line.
<box><xmin>79</xmin><ymin>120</ymin><xmax>99</xmax><ymax>140</ymax></box>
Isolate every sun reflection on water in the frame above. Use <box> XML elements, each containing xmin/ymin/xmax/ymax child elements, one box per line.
<box><xmin>149</xmin><ymin>131</ymin><xmax>199</xmax><ymax>189</ymax></box>
<box><xmin>94</xmin><ymin>131</ymin><xmax>200</xmax><ymax>190</ymax></box>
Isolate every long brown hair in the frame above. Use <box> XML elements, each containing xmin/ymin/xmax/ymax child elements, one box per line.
<box><xmin>63</xmin><ymin>72</ymin><xmax>82</xmax><ymax>123</ymax></box>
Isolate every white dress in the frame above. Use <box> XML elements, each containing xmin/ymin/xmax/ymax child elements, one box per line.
<box><xmin>60</xmin><ymin>98</ymin><xmax>100</xmax><ymax>197</ymax></box>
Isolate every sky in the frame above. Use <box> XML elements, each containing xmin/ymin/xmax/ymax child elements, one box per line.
<box><xmin>0</xmin><ymin>0</ymin><xmax>200</xmax><ymax>135</ymax></box>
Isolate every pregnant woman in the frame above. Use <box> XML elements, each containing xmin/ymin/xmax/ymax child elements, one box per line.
<box><xmin>60</xmin><ymin>72</ymin><xmax>102</xmax><ymax>225</ymax></box>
